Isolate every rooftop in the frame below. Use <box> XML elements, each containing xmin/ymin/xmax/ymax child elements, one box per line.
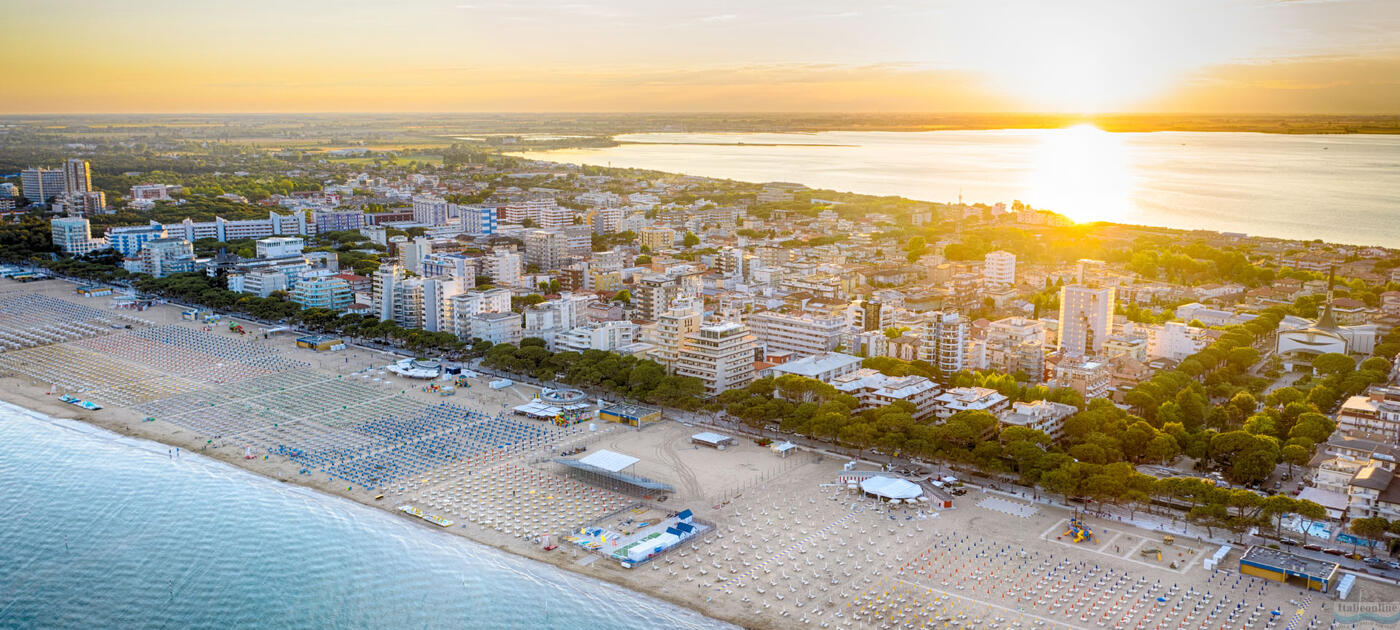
<box><xmin>768</xmin><ymin>352</ymin><xmax>863</xmax><ymax>377</ymax></box>
<box><xmin>1240</xmin><ymin>546</ymin><xmax>1339</xmax><ymax>580</ymax></box>
<box><xmin>577</xmin><ymin>449</ymin><xmax>640</xmax><ymax>473</ymax></box>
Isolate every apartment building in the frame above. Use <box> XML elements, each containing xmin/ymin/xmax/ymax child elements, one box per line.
<box><xmin>746</xmin><ymin>310</ymin><xmax>847</xmax><ymax>358</ymax></box>
<box><xmin>158</xmin><ymin>212</ymin><xmax>309</xmax><ymax>242</ymax></box>
<box><xmin>478</xmin><ymin>249</ymin><xmax>522</xmax><ymax>287</ymax></box>
<box><xmin>674</xmin><ymin>321</ymin><xmax>759</xmax><ymax>397</ymax></box>
<box><xmin>1337</xmin><ymin>386</ymin><xmax>1400</xmax><ymax>443</ymax></box>
<box><xmin>106</xmin><ymin>225</ymin><xmax>167</xmax><ymax>256</ymax></box>
<box><xmin>985</xmin><ymin>316</ymin><xmax>1046</xmax><ymax>381</ymax></box>
<box><xmin>932</xmin><ymin>387</ymin><xmax>1010</xmax><ymax>419</ymax></box>
<box><xmin>412</xmin><ymin>196</ymin><xmax>452</xmax><ymax>226</ymax></box>
<box><xmin>1000</xmin><ymin>400</ymin><xmax>1077</xmax><ymax>440</ymax></box>
<box><xmin>127</xmin><ymin>237</ymin><xmax>196</xmax><ymax>278</ymax></box>
<box><xmin>832</xmin><ymin>369</ymin><xmax>942</xmax><ymax>420</ymax></box>
<box><xmin>765</xmin><ymin>352</ymin><xmax>864</xmax><ymax>384</ymax></box>
<box><xmin>449</xmin><ymin>288</ymin><xmax>513</xmax><ymax>339</ymax></box>
<box><xmin>555</xmin><ymin>320</ymin><xmax>641</xmax><ymax>354</ymax></box>
<box><xmin>1058</xmin><ymin>284</ymin><xmax>1115</xmax><ymax>355</ymax></box>
<box><xmin>639</xmin><ymin>226</ymin><xmax>676</xmax><ymax>251</ymax></box>
<box><xmin>918</xmin><ymin>311</ymin><xmax>968</xmax><ymax>375</ymax></box>
<box><xmin>1052</xmin><ymin>355</ymin><xmax>1113</xmax><ymax>399</ymax></box>
<box><xmin>523</xmin><ymin>293</ymin><xmax>592</xmax><ymax>349</ymax></box>
<box><xmin>313</xmin><ymin>209</ymin><xmax>365</xmax><ymax>233</ymax></box>
<box><xmin>51</xmin><ymin>217</ymin><xmax>108</xmax><ymax>254</ymax></box>
<box><xmin>644</xmin><ymin>298</ymin><xmax>703</xmax><ymax>370</ymax></box>
<box><xmin>523</xmin><ymin>229</ymin><xmax>568</xmax><ymax>271</ymax></box>
<box><xmin>290</xmin><ymin>274</ymin><xmax>354</xmax><ymax>310</ymax></box>
<box><xmin>634</xmin><ymin>266</ymin><xmax>704</xmax><ymax>321</ymax></box>
<box><xmin>983</xmin><ymin>250</ymin><xmax>1016</xmax><ymax>285</ymax></box>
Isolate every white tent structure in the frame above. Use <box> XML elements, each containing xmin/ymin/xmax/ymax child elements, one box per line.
<box><xmin>578</xmin><ymin>449</ymin><xmax>640</xmax><ymax>473</ymax></box>
<box><xmin>859</xmin><ymin>476</ymin><xmax>923</xmax><ymax>501</ymax></box>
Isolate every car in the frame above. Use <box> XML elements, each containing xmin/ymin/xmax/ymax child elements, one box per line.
<box><xmin>1387</xmin><ymin>560</ymin><xmax>1400</xmax><ymax>570</ymax></box>
<box><xmin>1303</xmin><ymin>544</ymin><xmax>1323</xmax><ymax>551</ymax></box>
<box><xmin>1364</xmin><ymin>557</ymin><xmax>1384</xmax><ymax>566</ymax></box>
<box><xmin>1322</xmin><ymin>548</ymin><xmax>1346</xmax><ymax>556</ymax></box>
<box><xmin>1280</xmin><ymin>538</ymin><xmax>1299</xmax><ymax>546</ymax></box>
<box><xmin>1273</xmin><ymin>481</ymin><xmax>1282</xmax><ymax>490</ymax></box>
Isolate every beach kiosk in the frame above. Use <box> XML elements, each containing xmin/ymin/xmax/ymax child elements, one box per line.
<box><xmin>691</xmin><ymin>432</ymin><xmax>736</xmax><ymax>450</ymax></box>
<box><xmin>1239</xmin><ymin>546</ymin><xmax>1338</xmax><ymax>592</ymax></box>
<box><xmin>296</xmin><ymin>334</ymin><xmax>345</xmax><ymax>351</ymax></box>
<box><xmin>76</xmin><ymin>285</ymin><xmax>112</xmax><ymax>297</ymax></box>
<box><xmin>599</xmin><ymin>403</ymin><xmax>661</xmax><ymax>427</ymax></box>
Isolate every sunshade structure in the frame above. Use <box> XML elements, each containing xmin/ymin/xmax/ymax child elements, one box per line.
<box><xmin>859</xmin><ymin>476</ymin><xmax>923</xmax><ymax>500</ymax></box>
<box><xmin>578</xmin><ymin>449</ymin><xmax>640</xmax><ymax>473</ymax></box>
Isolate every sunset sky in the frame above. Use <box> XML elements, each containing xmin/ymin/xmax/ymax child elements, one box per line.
<box><xmin>6</xmin><ymin>0</ymin><xmax>1399</xmax><ymax>114</ymax></box>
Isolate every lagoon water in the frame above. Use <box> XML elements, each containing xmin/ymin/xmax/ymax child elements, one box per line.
<box><xmin>0</xmin><ymin>403</ymin><xmax>732</xmax><ymax>630</ymax></box>
<box><xmin>517</xmin><ymin>129</ymin><xmax>1400</xmax><ymax>247</ymax></box>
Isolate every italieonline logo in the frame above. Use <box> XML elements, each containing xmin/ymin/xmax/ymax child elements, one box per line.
<box><xmin>1335</xmin><ymin>602</ymin><xmax>1400</xmax><ymax>626</ymax></box>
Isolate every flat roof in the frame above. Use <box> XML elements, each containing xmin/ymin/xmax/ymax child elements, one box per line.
<box><xmin>1241</xmin><ymin>546</ymin><xmax>1338</xmax><ymax>580</ymax></box>
<box><xmin>769</xmin><ymin>352</ymin><xmax>863</xmax><ymax>377</ymax></box>
<box><xmin>600</xmin><ymin>402</ymin><xmax>660</xmax><ymax>420</ymax></box>
<box><xmin>691</xmin><ymin>432</ymin><xmax>734</xmax><ymax>445</ymax></box>
<box><xmin>578</xmin><ymin>449</ymin><xmax>640</xmax><ymax>473</ymax></box>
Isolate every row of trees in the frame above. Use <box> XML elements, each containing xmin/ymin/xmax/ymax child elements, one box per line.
<box><xmin>293</xmin><ymin>308</ymin><xmax>468</xmax><ymax>355</ymax></box>
<box><xmin>481</xmin><ymin>341</ymin><xmax>707</xmax><ymax>410</ymax></box>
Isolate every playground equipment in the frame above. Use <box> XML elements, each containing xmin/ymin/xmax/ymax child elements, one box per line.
<box><xmin>228</xmin><ymin>321</ymin><xmax>247</xmax><ymax>335</ymax></box>
<box><xmin>423</xmin><ymin>382</ymin><xmax>456</xmax><ymax>397</ymax></box>
<box><xmin>553</xmin><ymin>409</ymin><xmax>587</xmax><ymax>426</ymax></box>
<box><xmin>1064</xmin><ymin>516</ymin><xmax>1096</xmax><ymax>543</ymax></box>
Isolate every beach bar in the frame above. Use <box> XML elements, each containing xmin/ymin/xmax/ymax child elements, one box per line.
<box><xmin>296</xmin><ymin>334</ymin><xmax>345</xmax><ymax>351</ymax></box>
<box><xmin>599</xmin><ymin>403</ymin><xmax>661</xmax><ymax>427</ymax></box>
<box><xmin>1239</xmin><ymin>546</ymin><xmax>1338</xmax><ymax>592</ymax></box>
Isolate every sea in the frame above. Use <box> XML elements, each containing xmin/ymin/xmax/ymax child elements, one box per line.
<box><xmin>0</xmin><ymin>402</ymin><xmax>733</xmax><ymax>630</ymax></box>
<box><xmin>514</xmin><ymin>129</ymin><xmax>1400</xmax><ymax>248</ymax></box>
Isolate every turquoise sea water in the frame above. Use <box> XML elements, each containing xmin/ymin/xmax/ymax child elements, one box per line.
<box><xmin>0</xmin><ymin>402</ymin><xmax>731</xmax><ymax>630</ymax></box>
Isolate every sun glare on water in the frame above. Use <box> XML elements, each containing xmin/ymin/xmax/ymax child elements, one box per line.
<box><xmin>1026</xmin><ymin>124</ymin><xmax>1133</xmax><ymax>224</ymax></box>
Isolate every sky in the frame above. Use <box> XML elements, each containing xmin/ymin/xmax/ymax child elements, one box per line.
<box><xmin>3</xmin><ymin>0</ymin><xmax>1398</xmax><ymax>114</ymax></box>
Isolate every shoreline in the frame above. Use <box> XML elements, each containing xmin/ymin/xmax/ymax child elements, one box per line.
<box><xmin>0</xmin><ymin>278</ymin><xmax>769</xmax><ymax>629</ymax></box>
<box><xmin>0</xmin><ymin>388</ymin><xmax>757</xmax><ymax>630</ymax></box>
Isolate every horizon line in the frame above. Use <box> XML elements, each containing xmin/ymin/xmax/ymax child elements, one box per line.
<box><xmin>3</xmin><ymin>111</ymin><xmax>1399</xmax><ymax>118</ymax></box>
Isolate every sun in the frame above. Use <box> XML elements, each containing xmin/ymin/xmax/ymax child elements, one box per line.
<box><xmin>1025</xmin><ymin>123</ymin><xmax>1134</xmax><ymax>223</ymax></box>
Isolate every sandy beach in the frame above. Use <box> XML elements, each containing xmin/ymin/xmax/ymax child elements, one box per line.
<box><xmin>3</xmin><ymin>276</ymin><xmax>1397</xmax><ymax>630</ymax></box>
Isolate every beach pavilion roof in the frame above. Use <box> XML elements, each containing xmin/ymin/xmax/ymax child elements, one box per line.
<box><xmin>578</xmin><ymin>449</ymin><xmax>640</xmax><ymax>473</ymax></box>
<box><xmin>859</xmin><ymin>476</ymin><xmax>923</xmax><ymax>500</ymax></box>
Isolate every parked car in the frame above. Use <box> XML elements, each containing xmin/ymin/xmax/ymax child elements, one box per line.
<box><xmin>1322</xmin><ymin>548</ymin><xmax>1346</xmax><ymax>556</ymax></box>
<box><xmin>1387</xmin><ymin>560</ymin><xmax>1400</xmax><ymax>570</ymax></box>
<box><xmin>1363</xmin><ymin>557</ymin><xmax>1384</xmax><ymax>566</ymax></box>
<box><xmin>1280</xmin><ymin>538</ymin><xmax>1299</xmax><ymax>546</ymax></box>
<box><xmin>1273</xmin><ymin>481</ymin><xmax>1282</xmax><ymax>490</ymax></box>
<box><xmin>1303</xmin><ymin>544</ymin><xmax>1323</xmax><ymax>551</ymax></box>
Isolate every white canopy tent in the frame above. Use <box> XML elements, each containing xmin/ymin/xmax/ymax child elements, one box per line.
<box><xmin>578</xmin><ymin>449</ymin><xmax>640</xmax><ymax>473</ymax></box>
<box><xmin>859</xmin><ymin>476</ymin><xmax>923</xmax><ymax>501</ymax></box>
